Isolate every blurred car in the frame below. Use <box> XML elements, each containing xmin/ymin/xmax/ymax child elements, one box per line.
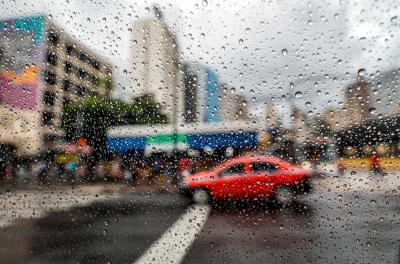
<box><xmin>180</xmin><ymin>155</ymin><xmax>311</xmax><ymax>204</ymax></box>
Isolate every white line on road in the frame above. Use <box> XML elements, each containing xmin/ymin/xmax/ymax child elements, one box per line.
<box><xmin>134</xmin><ymin>204</ymin><xmax>211</xmax><ymax>264</ymax></box>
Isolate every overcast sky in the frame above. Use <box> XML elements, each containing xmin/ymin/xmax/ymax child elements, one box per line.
<box><xmin>1</xmin><ymin>0</ymin><xmax>399</xmax><ymax>119</ymax></box>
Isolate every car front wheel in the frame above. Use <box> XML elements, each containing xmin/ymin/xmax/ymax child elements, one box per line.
<box><xmin>192</xmin><ymin>188</ymin><xmax>210</xmax><ymax>204</ymax></box>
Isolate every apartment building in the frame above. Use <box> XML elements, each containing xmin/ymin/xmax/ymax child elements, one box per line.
<box><xmin>0</xmin><ymin>15</ymin><xmax>112</xmax><ymax>157</ymax></box>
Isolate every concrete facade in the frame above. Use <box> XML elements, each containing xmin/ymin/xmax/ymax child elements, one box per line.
<box><xmin>323</xmin><ymin>78</ymin><xmax>370</xmax><ymax>131</ymax></box>
<box><xmin>131</xmin><ymin>15</ymin><xmax>182</xmax><ymax>120</ymax></box>
<box><xmin>0</xmin><ymin>15</ymin><xmax>112</xmax><ymax>157</ymax></box>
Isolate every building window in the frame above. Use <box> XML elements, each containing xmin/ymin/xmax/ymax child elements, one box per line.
<box><xmin>78</xmin><ymin>68</ymin><xmax>87</xmax><ymax>79</ymax></box>
<box><xmin>46</xmin><ymin>50</ymin><xmax>58</xmax><ymax>65</ymax></box>
<box><xmin>42</xmin><ymin>112</ymin><xmax>54</xmax><ymax>125</ymax></box>
<box><xmin>63</xmin><ymin>79</ymin><xmax>71</xmax><ymax>91</ymax></box>
<box><xmin>44</xmin><ymin>70</ymin><xmax>57</xmax><ymax>85</ymax></box>
<box><xmin>64</xmin><ymin>62</ymin><xmax>72</xmax><ymax>73</ymax></box>
<box><xmin>62</xmin><ymin>97</ymin><xmax>70</xmax><ymax>107</ymax></box>
<box><xmin>43</xmin><ymin>91</ymin><xmax>55</xmax><ymax>106</ymax></box>
<box><xmin>47</xmin><ymin>32</ymin><xmax>59</xmax><ymax>46</ymax></box>
<box><xmin>78</xmin><ymin>51</ymin><xmax>87</xmax><ymax>61</ymax></box>
<box><xmin>65</xmin><ymin>43</ymin><xmax>75</xmax><ymax>55</ymax></box>
<box><xmin>76</xmin><ymin>85</ymin><xmax>86</xmax><ymax>97</ymax></box>
<box><xmin>91</xmin><ymin>60</ymin><xmax>100</xmax><ymax>70</ymax></box>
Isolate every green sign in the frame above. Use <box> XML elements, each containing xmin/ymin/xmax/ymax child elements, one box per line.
<box><xmin>146</xmin><ymin>134</ymin><xmax>187</xmax><ymax>145</ymax></box>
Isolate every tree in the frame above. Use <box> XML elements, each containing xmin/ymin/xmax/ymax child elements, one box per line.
<box><xmin>92</xmin><ymin>75</ymin><xmax>113</xmax><ymax>95</ymax></box>
<box><xmin>61</xmin><ymin>93</ymin><xmax>169</xmax><ymax>160</ymax></box>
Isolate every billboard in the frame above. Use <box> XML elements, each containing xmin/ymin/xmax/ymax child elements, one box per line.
<box><xmin>0</xmin><ymin>16</ymin><xmax>44</xmax><ymax>111</ymax></box>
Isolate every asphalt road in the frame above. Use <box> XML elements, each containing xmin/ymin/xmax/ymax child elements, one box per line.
<box><xmin>0</xmin><ymin>172</ymin><xmax>399</xmax><ymax>264</ymax></box>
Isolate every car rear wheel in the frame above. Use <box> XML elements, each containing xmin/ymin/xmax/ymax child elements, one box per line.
<box><xmin>274</xmin><ymin>186</ymin><xmax>294</xmax><ymax>206</ymax></box>
<box><xmin>192</xmin><ymin>188</ymin><xmax>210</xmax><ymax>204</ymax></box>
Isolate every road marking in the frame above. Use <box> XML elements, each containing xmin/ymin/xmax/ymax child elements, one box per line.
<box><xmin>134</xmin><ymin>204</ymin><xmax>211</xmax><ymax>264</ymax></box>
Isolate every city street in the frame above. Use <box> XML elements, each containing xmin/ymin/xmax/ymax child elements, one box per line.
<box><xmin>0</xmin><ymin>170</ymin><xmax>399</xmax><ymax>264</ymax></box>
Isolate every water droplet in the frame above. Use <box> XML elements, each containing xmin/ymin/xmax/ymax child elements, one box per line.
<box><xmin>238</xmin><ymin>39</ymin><xmax>244</xmax><ymax>45</ymax></box>
<box><xmin>230</xmin><ymin>87</ymin><xmax>236</xmax><ymax>94</ymax></box>
<box><xmin>239</xmin><ymin>86</ymin><xmax>245</xmax><ymax>91</ymax></box>
<box><xmin>391</xmin><ymin>16</ymin><xmax>398</xmax><ymax>23</ymax></box>
<box><xmin>295</xmin><ymin>91</ymin><xmax>303</xmax><ymax>98</ymax></box>
<box><xmin>202</xmin><ymin>0</ymin><xmax>208</xmax><ymax>7</ymax></box>
<box><xmin>245</xmin><ymin>27</ymin><xmax>251</xmax><ymax>34</ymax></box>
<box><xmin>369</xmin><ymin>107</ymin><xmax>376</xmax><ymax>114</ymax></box>
<box><xmin>281</xmin><ymin>49</ymin><xmax>288</xmax><ymax>56</ymax></box>
<box><xmin>200</xmin><ymin>32</ymin><xmax>205</xmax><ymax>38</ymax></box>
<box><xmin>358</xmin><ymin>68</ymin><xmax>366</xmax><ymax>77</ymax></box>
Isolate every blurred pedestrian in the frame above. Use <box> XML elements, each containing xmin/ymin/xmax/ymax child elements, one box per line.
<box><xmin>111</xmin><ymin>157</ymin><xmax>123</xmax><ymax>180</ymax></box>
<box><xmin>123</xmin><ymin>169</ymin><xmax>133</xmax><ymax>183</ymax></box>
<box><xmin>16</xmin><ymin>165</ymin><xmax>28</xmax><ymax>184</ymax></box>
<box><xmin>151</xmin><ymin>156</ymin><xmax>162</xmax><ymax>185</ymax></box>
<box><xmin>65</xmin><ymin>161</ymin><xmax>77</xmax><ymax>183</ymax></box>
<box><xmin>176</xmin><ymin>155</ymin><xmax>190</xmax><ymax>185</ymax></box>
<box><xmin>3</xmin><ymin>164</ymin><xmax>14</xmax><ymax>183</ymax></box>
<box><xmin>369</xmin><ymin>150</ymin><xmax>382</xmax><ymax>174</ymax></box>
<box><xmin>337</xmin><ymin>159</ymin><xmax>345</xmax><ymax>176</ymax></box>
<box><xmin>37</xmin><ymin>160</ymin><xmax>48</xmax><ymax>184</ymax></box>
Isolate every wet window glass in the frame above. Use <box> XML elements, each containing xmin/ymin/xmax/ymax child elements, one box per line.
<box><xmin>218</xmin><ymin>164</ymin><xmax>245</xmax><ymax>177</ymax></box>
<box><xmin>0</xmin><ymin>1</ymin><xmax>399</xmax><ymax>264</ymax></box>
<box><xmin>250</xmin><ymin>162</ymin><xmax>277</xmax><ymax>174</ymax></box>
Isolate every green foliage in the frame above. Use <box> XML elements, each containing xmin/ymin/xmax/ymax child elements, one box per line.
<box><xmin>61</xmin><ymin>94</ymin><xmax>169</xmax><ymax>147</ymax></box>
<box><xmin>92</xmin><ymin>76</ymin><xmax>113</xmax><ymax>93</ymax></box>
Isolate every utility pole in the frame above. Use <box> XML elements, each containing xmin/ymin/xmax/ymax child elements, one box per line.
<box><xmin>172</xmin><ymin>74</ymin><xmax>179</xmax><ymax>154</ymax></box>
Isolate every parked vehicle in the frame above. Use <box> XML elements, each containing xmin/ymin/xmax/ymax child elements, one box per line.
<box><xmin>180</xmin><ymin>155</ymin><xmax>312</xmax><ymax>204</ymax></box>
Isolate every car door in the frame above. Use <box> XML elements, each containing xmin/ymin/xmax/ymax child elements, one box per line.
<box><xmin>210</xmin><ymin>163</ymin><xmax>246</xmax><ymax>199</ymax></box>
<box><xmin>246</xmin><ymin>162</ymin><xmax>279</xmax><ymax>198</ymax></box>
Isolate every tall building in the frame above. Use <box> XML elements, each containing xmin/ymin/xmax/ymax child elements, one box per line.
<box><xmin>219</xmin><ymin>83</ymin><xmax>250</xmax><ymax>122</ymax></box>
<box><xmin>323</xmin><ymin>78</ymin><xmax>371</xmax><ymax>131</ymax></box>
<box><xmin>131</xmin><ymin>7</ymin><xmax>182</xmax><ymax>119</ymax></box>
<box><xmin>182</xmin><ymin>62</ymin><xmax>221</xmax><ymax>124</ymax></box>
<box><xmin>219</xmin><ymin>83</ymin><xmax>236</xmax><ymax>121</ymax></box>
<box><xmin>182</xmin><ymin>63</ymin><xmax>198</xmax><ymax>123</ymax></box>
<box><xmin>0</xmin><ymin>15</ymin><xmax>113</xmax><ymax>157</ymax></box>
<box><xmin>264</xmin><ymin>102</ymin><xmax>278</xmax><ymax>128</ymax></box>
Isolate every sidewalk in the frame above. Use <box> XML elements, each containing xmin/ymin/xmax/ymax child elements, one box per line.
<box><xmin>311</xmin><ymin>162</ymin><xmax>400</xmax><ymax>195</ymax></box>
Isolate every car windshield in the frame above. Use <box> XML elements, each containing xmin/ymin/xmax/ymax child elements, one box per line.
<box><xmin>0</xmin><ymin>1</ymin><xmax>399</xmax><ymax>263</ymax></box>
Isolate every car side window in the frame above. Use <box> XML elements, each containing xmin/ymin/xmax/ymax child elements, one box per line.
<box><xmin>250</xmin><ymin>162</ymin><xmax>278</xmax><ymax>174</ymax></box>
<box><xmin>218</xmin><ymin>164</ymin><xmax>245</xmax><ymax>177</ymax></box>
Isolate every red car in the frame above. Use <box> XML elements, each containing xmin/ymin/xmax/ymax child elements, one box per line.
<box><xmin>180</xmin><ymin>155</ymin><xmax>311</xmax><ymax>204</ymax></box>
